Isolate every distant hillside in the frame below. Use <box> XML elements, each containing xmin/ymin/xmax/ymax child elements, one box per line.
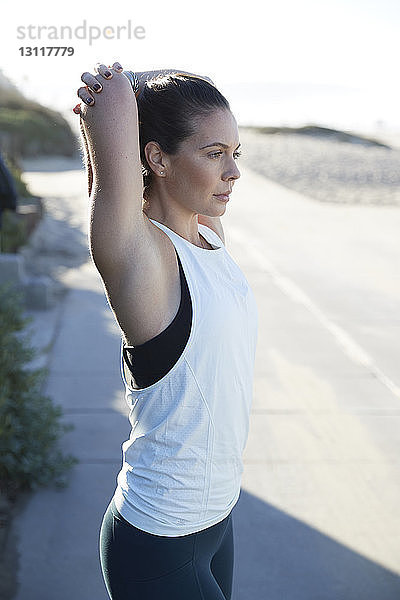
<box><xmin>242</xmin><ymin>125</ymin><xmax>391</xmax><ymax>149</ymax></box>
<box><xmin>0</xmin><ymin>69</ymin><xmax>77</xmax><ymax>159</ymax></box>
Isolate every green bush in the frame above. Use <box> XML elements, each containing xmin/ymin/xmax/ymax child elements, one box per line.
<box><xmin>0</xmin><ymin>284</ymin><xmax>77</xmax><ymax>493</ymax></box>
<box><xmin>0</xmin><ymin>106</ymin><xmax>77</xmax><ymax>158</ymax></box>
<box><xmin>0</xmin><ymin>210</ymin><xmax>28</xmax><ymax>253</ymax></box>
<box><xmin>3</xmin><ymin>155</ymin><xmax>31</xmax><ymax>198</ymax></box>
<box><xmin>0</xmin><ymin>69</ymin><xmax>78</xmax><ymax>159</ymax></box>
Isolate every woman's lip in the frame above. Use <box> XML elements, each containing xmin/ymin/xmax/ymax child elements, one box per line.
<box><xmin>214</xmin><ymin>194</ymin><xmax>230</xmax><ymax>201</ymax></box>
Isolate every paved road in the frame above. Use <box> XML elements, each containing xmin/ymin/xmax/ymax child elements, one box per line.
<box><xmin>13</xmin><ymin>162</ymin><xmax>400</xmax><ymax>599</ymax></box>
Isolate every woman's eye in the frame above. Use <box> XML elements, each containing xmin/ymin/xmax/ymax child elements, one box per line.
<box><xmin>208</xmin><ymin>150</ymin><xmax>242</xmax><ymax>159</ymax></box>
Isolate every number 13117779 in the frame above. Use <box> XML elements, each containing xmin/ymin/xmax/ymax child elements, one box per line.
<box><xmin>19</xmin><ymin>47</ymin><xmax>75</xmax><ymax>56</ymax></box>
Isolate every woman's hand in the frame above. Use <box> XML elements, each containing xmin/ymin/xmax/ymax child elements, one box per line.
<box><xmin>73</xmin><ymin>61</ymin><xmax>125</xmax><ymax>115</ymax></box>
<box><xmin>74</xmin><ymin>60</ymin><xmax>140</xmax><ymax>197</ymax></box>
<box><xmin>74</xmin><ymin>61</ymin><xmax>126</xmax><ymax>195</ymax></box>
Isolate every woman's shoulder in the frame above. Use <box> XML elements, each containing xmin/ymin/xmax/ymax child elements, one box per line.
<box><xmin>99</xmin><ymin>213</ymin><xmax>182</xmax><ymax>347</ymax></box>
<box><xmin>197</xmin><ymin>216</ymin><xmax>225</xmax><ymax>245</ymax></box>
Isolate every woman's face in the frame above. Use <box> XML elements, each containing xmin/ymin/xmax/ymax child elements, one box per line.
<box><xmin>166</xmin><ymin>109</ymin><xmax>241</xmax><ymax>217</ymax></box>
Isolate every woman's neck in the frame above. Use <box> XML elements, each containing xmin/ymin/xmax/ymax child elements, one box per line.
<box><xmin>142</xmin><ymin>202</ymin><xmax>211</xmax><ymax>249</ymax></box>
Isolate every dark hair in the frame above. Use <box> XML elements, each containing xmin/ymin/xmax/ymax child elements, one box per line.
<box><xmin>136</xmin><ymin>74</ymin><xmax>231</xmax><ymax>191</ymax></box>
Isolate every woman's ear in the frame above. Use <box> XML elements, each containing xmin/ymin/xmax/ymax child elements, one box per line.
<box><xmin>144</xmin><ymin>141</ymin><xmax>167</xmax><ymax>176</ymax></box>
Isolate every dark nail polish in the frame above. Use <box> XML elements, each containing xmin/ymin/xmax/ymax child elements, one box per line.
<box><xmin>93</xmin><ymin>83</ymin><xmax>101</xmax><ymax>91</ymax></box>
<box><xmin>104</xmin><ymin>70</ymin><xmax>112</xmax><ymax>78</ymax></box>
<box><xmin>86</xmin><ymin>97</ymin><xmax>93</xmax><ymax>104</ymax></box>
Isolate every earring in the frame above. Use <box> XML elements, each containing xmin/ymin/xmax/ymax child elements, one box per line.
<box><xmin>160</xmin><ymin>170</ymin><xmax>164</xmax><ymax>175</ymax></box>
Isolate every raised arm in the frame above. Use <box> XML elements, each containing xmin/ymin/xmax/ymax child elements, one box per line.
<box><xmin>78</xmin><ymin>62</ymin><xmax>145</xmax><ymax>276</ymax></box>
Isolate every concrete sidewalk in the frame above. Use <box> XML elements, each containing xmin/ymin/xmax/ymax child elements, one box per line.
<box><xmin>12</xmin><ymin>163</ymin><xmax>400</xmax><ymax>599</ymax></box>
<box><xmin>14</xmin><ymin>261</ymin><xmax>127</xmax><ymax>599</ymax></box>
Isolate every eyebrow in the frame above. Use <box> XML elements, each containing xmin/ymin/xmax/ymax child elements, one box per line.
<box><xmin>199</xmin><ymin>142</ymin><xmax>241</xmax><ymax>150</ymax></box>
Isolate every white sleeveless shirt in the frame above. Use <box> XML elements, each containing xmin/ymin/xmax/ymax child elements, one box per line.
<box><xmin>113</xmin><ymin>219</ymin><xmax>258</xmax><ymax>536</ymax></box>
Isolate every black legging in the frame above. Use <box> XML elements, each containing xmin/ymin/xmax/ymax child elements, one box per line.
<box><xmin>99</xmin><ymin>499</ymin><xmax>234</xmax><ymax>599</ymax></box>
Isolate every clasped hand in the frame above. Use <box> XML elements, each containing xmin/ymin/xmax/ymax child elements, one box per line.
<box><xmin>73</xmin><ymin>61</ymin><xmax>128</xmax><ymax>115</ymax></box>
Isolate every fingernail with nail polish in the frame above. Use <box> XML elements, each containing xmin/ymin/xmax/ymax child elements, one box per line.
<box><xmin>104</xmin><ymin>70</ymin><xmax>112</xmax><ymax>78</ymax></box>
<box><xmin>86</xmin><ymin>97</ymin><xmax>93</xmax><ymax>104</ymax></box>
<box><xmin>93</xmin><ymin>83</ymin><xmax>101</xmax><ymax>91</ymax></box>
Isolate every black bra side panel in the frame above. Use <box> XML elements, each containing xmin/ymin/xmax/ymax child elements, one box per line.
<box><xmin>123</xmin><ymin>249</ymin><xmax>192</xmax><ymax>389</ymax></box>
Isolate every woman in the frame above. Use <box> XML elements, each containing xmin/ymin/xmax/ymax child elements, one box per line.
<box><xmin>74</xmin><ymin>61</ymin><xmax>258</xmax><ymax>600</ymax></box>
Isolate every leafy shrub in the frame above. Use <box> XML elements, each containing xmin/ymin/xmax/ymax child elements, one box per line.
<box><xmin>0</xmin><ymin>210</ymin><xmax>28</xmax><ymax>253</ymax></box>
<box><xmin>1</xmin><ymin>69</ymin><xmax>77</xmax><ymax>160</ymax></box>
<box><xmin>0</xmin><ymin>106</ymin><xmax>77</xmax><ymax>158</ymax></box>
<box><xmin>3</xmin><ymin>155</ymin><xmax>31</xmax><ymax>198</ymax></box>
<box><xmin>0</xmin><ymin>284</ymin><xmax>76</xmax><ymax>494</ymax></box>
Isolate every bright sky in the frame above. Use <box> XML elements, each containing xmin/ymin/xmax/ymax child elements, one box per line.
<box><xmin>1</xmin><ymin>0</ymin><xmax>399</xmax><ymax>132</ymax></box>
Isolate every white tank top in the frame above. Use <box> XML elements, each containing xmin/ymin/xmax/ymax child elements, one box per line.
<box><xmin>113</xmin><ymin>219</ymin><xmax>258</xmax><ymax>536</ymax></box>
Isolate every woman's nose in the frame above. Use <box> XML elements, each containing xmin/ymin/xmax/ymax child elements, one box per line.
<box><xmin>223</xmin><ymin>161</ymin><xmax>241</xmax><ymax>182</ymax></box>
